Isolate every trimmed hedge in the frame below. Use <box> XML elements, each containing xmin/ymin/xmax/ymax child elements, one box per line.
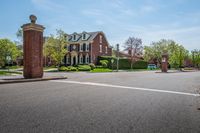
<box><xmin>98</xmin><ymin>56</ymin><xmax>148</xmax><ymax>69</ymax></box>
<box><xmin>78</xmin><ymin>65</ymin><xmax>91</xmax><ymax>71</ymax></box>
<box><xmin>58</xmin><ymin>66</ymin><xmax>77</xmax><ymax>71</ymax></box>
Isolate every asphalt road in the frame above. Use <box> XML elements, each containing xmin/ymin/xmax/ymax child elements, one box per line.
<box><xmin>0</xmin><ymin>71</ymin><xmax>200</xmax><ymax>133</ymax></box>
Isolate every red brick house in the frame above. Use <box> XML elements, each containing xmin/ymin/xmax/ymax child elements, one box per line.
<box><xmin>64</xmin><ymin>31</ymin><xmax>112</xmax><ymax>65</ymax></box>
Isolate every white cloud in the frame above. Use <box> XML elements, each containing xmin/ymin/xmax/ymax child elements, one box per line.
<box><xmin>108</xmin><ymin>24</ymin><xmax>200</xmax><ymax>51</ymax></box>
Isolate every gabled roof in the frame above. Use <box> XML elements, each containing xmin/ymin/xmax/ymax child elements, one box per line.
<box><xmin>67</xmin><ymin>31</ymin><xmax>111</xmax><ymax>48</ymax></box>
<box><xmin>67</xmin><ymin>31</ymin><xmax>99</xmax><ymax>43</ymax></box>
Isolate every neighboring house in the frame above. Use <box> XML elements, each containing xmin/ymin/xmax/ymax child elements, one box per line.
<box><xmin>113</xmin><ymin>50</ymin><xmax>143</xmax><ymax>61</ymax></box>
<box><xmin>64</xmin><ymin>31</ymin><xmax>112</xmax><ymax>66</ymax></box>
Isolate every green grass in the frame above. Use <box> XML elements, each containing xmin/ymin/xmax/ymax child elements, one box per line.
<box><xmin>0</xmin><ymin>66</ymin><xmax>23</xmax><ymax>70</ymax></box>
<box><xmin>90</xmin><ymin>68</ymin><xmax>113</xmax><ymax>73</ymax></box>
<box><xmin>0</xmin><ymin>71</ymin><xmax>22</xmax><ymax>76</ymax></box>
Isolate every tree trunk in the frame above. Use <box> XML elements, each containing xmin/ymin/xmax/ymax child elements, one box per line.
<box><xmin>131</xmin><ymin>56</ymin><xmax>133</xmax><ymax>69</ymax></box>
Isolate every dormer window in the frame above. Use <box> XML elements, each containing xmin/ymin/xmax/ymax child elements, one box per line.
<box><xmin>82</xmin><ymin>34</ymin><xmax>86</xmax><ymax>40</ymax></box>
<box><xmin>73</xmin><ymin>34</ymin><xmax>76</xmax><ymax>41</ymax></box>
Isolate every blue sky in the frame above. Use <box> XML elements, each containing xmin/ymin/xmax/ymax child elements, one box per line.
<box><xmin>0</xmin><ymin>0</ymin><xmax>200</xmax><ymax>51</ymax></box>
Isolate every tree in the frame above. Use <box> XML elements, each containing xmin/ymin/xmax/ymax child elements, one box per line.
<box><xmin>144</xmin><ymin>39</ymin><xmax>188</xmax><ymax>69</ymax></box>
<box><xmin>44</xmin><ymin>29</ymin><xmax>68</xmax><ymax>68</ymax></box>
<box><xmin>144</xmin><ymin>39</ymin><xmax>172</xmax><ymax>66</ymax></box>
<box><xmin>168</xmin><ymin>44</ymin><xmax>188</xmax><ymax>69</ymax></box>
<box><xmin>123</xmin><ymin>37</ymin><xmax>143</xmax><ymax>69</ymax></box>
<box><xmin>0</xmin><ymin>39</ymin><xmax>21</xmax><ymax>68</ymax></box>
<box><xmin>191</xmin><ymin>49</ymin><xmax>200</xmax><ymax>68</ymax></box>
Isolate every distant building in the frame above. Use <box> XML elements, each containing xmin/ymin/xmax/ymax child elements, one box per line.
<box><xmin>64</xmin><ymin>31</ymin><xmax>112</xmax><ymax>65</ymax></box>
<box><xmin>113</xmin><ymin>50</ymin><xmax>143</xmax><ymax>61</ymax></box>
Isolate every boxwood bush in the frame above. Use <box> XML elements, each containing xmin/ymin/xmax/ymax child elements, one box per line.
<box><xmin>58</xmin><ymin>66</ymin><xmax>77</xmax><ymax>71</ymax></box>
<box><xmin>78</xmin><ymin>65</ymin><xmax>91</xmax><ymax>71</ymax></box>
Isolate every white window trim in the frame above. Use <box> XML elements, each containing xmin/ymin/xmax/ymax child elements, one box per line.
<box><xmin>82</xmin><ymin>34</ymin><xmax>86</xmax><ymax>40</ymax></box>
<box><xmin>86</xmin><ymin>54</ymin><xmax>89</xmax><ymax>64</ymax></box>
<box><xmin>79</xmin><ymin>54</ymin><xmax>83</xmax><ymax>64</ymax></box>
<box><xmin>86</xmin><ymin>43</ymin><xmax>89</xmax><ymax>51</ymax></box>
<box><xmin>80</xmin><ymin>44</ymin><xmax>83</xmax><ymax>51</ymax></box>
<box><xmin>73</xmin><ymin>35</ymin><xmax>76</xmax><ymax>41</ymax></box>
<box><xmin>100</xmin><ymin>35</ymin><xmax>102</xmax><ymax>43</ymax></box>
<box><xmin>100</xmin><ymin>45</ymin><xmax>102</xmax><ymax>53</ymax></box>
<box><xmin>105</xmin><ymin>46</ymin><xmax>108</xmax><ymax>54</ymax></box>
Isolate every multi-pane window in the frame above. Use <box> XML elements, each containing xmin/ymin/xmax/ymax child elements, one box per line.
<box><xmin>73</xmin><ymin>35</ymin><xmax>76</xmax><ymax>41</ymax></box>
<box><xmin>86</xmin><ymin>54</ymin><xmax>89</xmax><ymax>63</ymax></box>
<box><xmin>80</xmin><ymin>44</ymin><xmax>83</xmax><ymax>51</ymax></box>
<box><xmin>86</xmin><ymin>44</ymin><xmax>89</xmax><ymax>51</ymax></box>
<box><xmin>100</xmin><ymin>35</ymin><xmax>102</xmax><ymax>43</ymax></box>
<box><xmin>79</xmin><ymin>55</ymin><xmax>83</xmax><ymax>64</ymax></box>
<box><xmin>83</xmin><ymin>34</ymin><xmax>86</xmax><ymax>40</ymax></box>
<box><xmin>105</xmin><ymin>46</ymin><xmax>108</xmax><ymax>54</ymax></box>
<box><xmin>99</xmin><ymin>45</ymin><xmax>102</xmax><ymax>53</ymax></box>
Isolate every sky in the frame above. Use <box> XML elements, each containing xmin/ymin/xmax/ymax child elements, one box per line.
<box><xmin>0</xmin><ymin>0</ymin><xmax>200</xmax><ymax>51</ymax></box>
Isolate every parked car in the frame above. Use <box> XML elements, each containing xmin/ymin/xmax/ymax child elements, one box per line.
<box><xmin>148</xmin><ymin>64</ymin><xmax>157</xmax><ymax>69</ymax></box>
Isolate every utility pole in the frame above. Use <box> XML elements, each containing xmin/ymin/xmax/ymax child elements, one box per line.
<box><xmin>117</xmin><ymin>44</ymin><xmax>119</xmax><ymax>72</ymax></box>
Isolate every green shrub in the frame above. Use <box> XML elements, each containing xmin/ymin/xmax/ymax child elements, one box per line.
<box><xmin>89</xmin><ymin>63</ymin><xmax>96</xmax><ymax>70</ymax></box>
<box><xmin>132</xmin><ymin>60</ymin><xmax>148</xmax><ymax>69</ymax></box>
<box><xmin>100</xmin><ymin>60</ymin><xmax>109</xmax><ymax>68</ymax></box>
<box><xmin>78</xmin><ymin>65</ymin><xmax>91</xmax><ymax>71</ymax></box>
<box><xmin>90</xmin><ymin>68</ymin><xmax>112</xmax><ymax>73</ymax></box>
<box><xmin>98</xmin><ymin>56</ymin><xmax>148</xmax><ymax>69</ymax></box>
<box><xmin>58</xmin><ymin>66</ymin><xmax>68</xmax><ymax>71</ymax></box>
<box><xmin>59</xmin><ymin>66</ymin><xmax>77</xmax><ymax>71</ymax></box>
<box><xmin>67</xmin><ymin>66</ymin><xmax>77</xmax><ymax>71</ymax></box>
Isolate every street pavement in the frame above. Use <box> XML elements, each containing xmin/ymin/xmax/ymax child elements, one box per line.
<box><xmin>0</xmin><ymin>71</ymin><xmax>200</xmax><ymax>133</ymax></box>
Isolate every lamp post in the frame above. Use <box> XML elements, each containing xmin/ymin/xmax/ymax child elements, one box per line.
<box><xmin>6</xmin><ymin>55</ymin><xmax>11</xmax><ymax>72</ymax></box>
<box><xmin>111</xmin><ymin>58</ymin><xmax>114</xmax><ymax>71</ymax></box>
<box><xmin>116</xmin><ymin>44</ymin><xmax>119</xmax><ymax>72</ymax></box>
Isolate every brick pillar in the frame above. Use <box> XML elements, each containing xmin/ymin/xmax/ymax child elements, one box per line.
<box><xmin>161</xmin><ymin>52</ymin><xmax>169</xmax><ymax>72</ymax></box>
<box><xmin>21</xmin><ymin>15</ymin><xmax>45</xmax><ymax>78</ymax></box>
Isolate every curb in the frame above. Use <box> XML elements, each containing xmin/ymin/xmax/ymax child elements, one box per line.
<box><xmin>0</xmin><ymin>76</ymin><xmax>67</xmax><ymax>84</ymax></box>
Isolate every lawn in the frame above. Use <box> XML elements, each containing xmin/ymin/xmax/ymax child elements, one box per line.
<box><xmin>0</xmin><ymin>71</ymin><xmax>22</xmax><ymax>76</ymax></box>
<box><xmin>90</xmin><ymin>68</ymin><xmax>113</xmax><ymax>73</ymax></box>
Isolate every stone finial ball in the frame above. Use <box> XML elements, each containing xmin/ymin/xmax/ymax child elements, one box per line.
<box><xmin>29</xmin><ymin>15</ymin><xmax>37</xmax><ymax>23</ymax></box>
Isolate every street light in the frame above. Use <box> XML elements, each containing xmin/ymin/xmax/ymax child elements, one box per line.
<box><xmin>111</xmin><ymin>58</ymin><xmax>114</xmax><ymax>71</ymax></box>
<box><xmin>116</xmin><ymin>44</ymin><xmax>119</xmax><ymax>72</ymax></box>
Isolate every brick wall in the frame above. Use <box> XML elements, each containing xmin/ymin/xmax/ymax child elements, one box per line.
<box><xmin>91</xmin><ymin>33</ymin><xmax>112</xmax><ymax>64</ymax></box>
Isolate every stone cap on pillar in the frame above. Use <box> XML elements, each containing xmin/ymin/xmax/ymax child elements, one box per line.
<box><xmin>21</xmin><ymin>15</ymin><xmax>45</xmax><ymax>32</ymax></box>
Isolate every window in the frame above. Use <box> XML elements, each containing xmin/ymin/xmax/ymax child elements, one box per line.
<box><xmin>73</xmin><ymin>34</ymin><xmax>76</xmax><ymax>41</ymax></box>
<box><xmin>82</xmin><ymin>34</ymin><xmax>86</xmax><ymax>40</ymax></box>
<box><xmin>83</xmin><ymin>43</ymin><xmax>86</xmax><ymax>51</ymax></box>
<box><xmin>100</xmin><ymin>35</ymin><xmax>102</xmax><ymax>43</ymax></box>
<box><xmin>105</xmin><ymin>46</ymin><xmax>108</xmax><ymax>54</ymax></box>
<box><xmin>86</xmin><ymin>54</ymin><xmax>89</xmax><ymax>63</ymax></box>
<box><xmin>86</xmin><ymin>44</ymin><xmax>89</xmax><ymax>51</ymax></box>
<box><xmin>79</xmin><ymin>54</ymin><xmax>83</xmax><ymax>64</ymax></box>
<box><xmin>80</xmin><ymin>44</ymin><xmax>83</xmax><ymax>51</ymax></box>
<box><xmin>99</xmin><ymin>45</ymin><xmax>102</xmax><ymax>53</ymax></box>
